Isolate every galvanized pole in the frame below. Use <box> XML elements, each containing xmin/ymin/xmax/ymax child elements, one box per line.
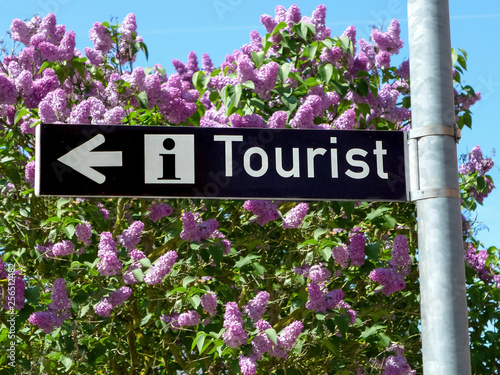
<box><xmin>407</xmin><ymin>0</ymin><xmax>471</xmax><ymax>374</ymax></box>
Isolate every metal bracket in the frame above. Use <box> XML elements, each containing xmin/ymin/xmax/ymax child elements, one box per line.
<box><xmin>410</xmin><ymin>187</ymin><xmax>460</xmax><ymax>202</ymax></box>
<box><xmin>408</xmin><ymin>124</ymin><xmax>461</xmax><ymax>144</ymax></box>
<box><xmin>407</xmin><ymin>124</ymin><xmax>462</xmax><ymax>202</ymax></box>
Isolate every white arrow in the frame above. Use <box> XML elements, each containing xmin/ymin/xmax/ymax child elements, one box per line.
<box><xmin>57</xmin><ymin>134</ymin><xmax>123</xmax><ymax>184</ymax></box>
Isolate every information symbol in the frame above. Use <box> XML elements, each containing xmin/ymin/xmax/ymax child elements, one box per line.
<box><xmin>144</xmin><ymin>134</ymin><xmax>195</xmax><ymax>184</ymax></box>
<box><xmin>159</xmin><ymin>138</ymin><xmax>180</xmax><ymax>180</ymax></box>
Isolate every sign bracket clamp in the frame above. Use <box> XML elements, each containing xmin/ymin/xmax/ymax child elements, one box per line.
<box><xmin>408</xmin><ymin>124</ymin><xmax>461</xmax><ymax>202</ymax></box>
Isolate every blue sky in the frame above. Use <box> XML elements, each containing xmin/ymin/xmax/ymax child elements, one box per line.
<box><xmin>1</xmin><ymin>0</ymin><xmax>499</xmax><ymax>249</ymax></box>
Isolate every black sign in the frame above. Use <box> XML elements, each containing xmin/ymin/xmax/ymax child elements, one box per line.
<box><xmin>35</xmin><ymin>124</ymin><xmax>409</xmax><ymax>201</ymax></box>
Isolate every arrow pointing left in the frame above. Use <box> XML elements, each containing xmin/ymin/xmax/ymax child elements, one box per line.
<box><xmin>57</xmin><ymin>134</ymin><xmax>123</xmax><ymax>184</ymax></box>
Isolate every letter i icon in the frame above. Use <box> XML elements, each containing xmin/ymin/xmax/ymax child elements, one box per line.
<box><xmin>159</xmin><ymin>138</ymin><xmax>180</xmax><ymax>180</ymax></box>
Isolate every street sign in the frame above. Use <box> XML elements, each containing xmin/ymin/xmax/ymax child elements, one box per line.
<box><xmin>35</xmin><ymin>124</ymin><xmax>409</xmax><ymax>201</ymax></box>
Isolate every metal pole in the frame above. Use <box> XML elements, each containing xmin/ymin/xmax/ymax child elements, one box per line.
<box><xmin>407</xmin><ymin>1</ymin><xmax>471</xmax><ymax>374</ymax></box>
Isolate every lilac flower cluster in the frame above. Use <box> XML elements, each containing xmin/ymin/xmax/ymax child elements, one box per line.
<box><xmin>243</xmin><ymin>291</ymin><xmax>270</xmax><ymax>322</ymax></box>
<box><xmin>118</xmin><ymin>221</ymin><xmax>144</xmax><ymax>251</ymax></box>
<box><xmin>75</xmin><ymin>221</ymin><xmax>92</xmax><ymax>254</ymax></box>
<box><xmin>270</xmin><ymin>321</ymin><xmax>304</xmax><ymax>358</ymax></box>
<box><xmin>96</xmin><ymin>232</ymin><xmax>123</xmax><ymax>276</ymax></box>
<box><xmin>2</xmin><ymin>271</ymin><xmax>26</xmax><ymax>311</ymax></box>
<box><xmin>222</xmin><ymin>302</ymin><xmax>248</xmax><ymax>348</ymax></box>
<box><xmin>51</xmin><ymin>240</ymin><xmax>75</xmax><ymax>256</ymax></box>
<box><xmin>24</xmin><ymin>161</ymin><xmax>35</xmax><ymax>187</ymax></box>
<box><xmin>29</xmin><ymin>278</ymin><xmax>71</xmax><ymax>333</ymax></box>
<box><xmin>94</xmin><ymin>286</ymin><xmax>133</xmax><ymax>317</ymax></box>
<box><xmin>179</xmin><ymin>212</ymin><xmax>231</xmax><ymax>252</ymax></box>
<box><xmin>459</xmin><ymin>145</ymin><xmax>494</xmax><ymax>176</ymax></box>
<box><xmin>243</xmin><ymin>200</ymin><xmax>280</xmax><ymax>226</ymax></box>
<box><xmin>200</xmin><ymin>291</ymin><xmax>218</xmax><ymax>319</ymax></box>
<box><xmin>370</xmin><ymin>235</ymin><xmax>411</xmax><ymax>296</ymax></box>
<box><xmin>177</xmin><ymin>310</ymin><xmax>201</xmax><ymax>327</ymax></box>
<box><xmin>304</xmin><ymin>280</ymin><xmax>357</xmax><ymax>323</ymax></box>
<box><xmin>147</xmin><ymin>202</ymin><xmax>173</xmax><ymax>222</ymax></box>
<box><xmin>369</xmin><ymin>267</ymin><xmax>406</xmax><ymax>296</ymax></box>
<box><xmin>283</xmin><ymin>203</ymin><xmax>309</xmax><ymax>228</ymax></box>
<box><xmin>122</xmin><ymin>249</ymin><xmax>146</xmax><ymax>285</ymax></box>
<box><xmin>389</xmin><ymin>235</ymin><xmax>412</xmax><ymax>275</ymax></box>
<box><xmin>464</xmin><ymin>243</ymin><xmax>499</xmax><ymax>285</ymax></box>
<box><xmin>349</xmin><ymin>232</ymin><xmax>366</xmax><ymax>266</ymax></box>
<box><xmin>332</xmin><ymin>244</ymin><xmax>349</xmax><ymax>272</ymax></box>
<box><xmin>143</xmin><ymin>250</ymin><xmax>178</xmax><ymax>285</ymax></box>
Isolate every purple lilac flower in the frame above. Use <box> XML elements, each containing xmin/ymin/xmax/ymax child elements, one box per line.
<box><xmin>243</xmin><ymin>200</ymin><xmax>280</xmax><ymax>226</ymax></box>
<box><xmin>75</xmin><ymin>221</ymin><xmax>92</xmax><ymax>248</ymax></box>
<box><xmin>324</xmin><ymin>289</ymin><xmax>345</xmax><ymax>310</ymax></box>
<box><xmin>243</xmin><ymin>291</ymin><xmax>270</xmax><ymax>321</ymax></box>
<box><xmin>28</xmin><ymin>311</ymin><xmax>62</xmax><ymax>334</ymax></box>
<box><xmin>308</xmin><ymin>264</ymin><xmax>331</xmax><ymax>283</ymax></box>
<box><xmin>222</xmin><ymin>302</ymin><xmax>248</xmax><ymax>348</ymax></box>
<box><xmin>122</xmin><ymin>249</ymin><xmax>146</xmax><ymax>284</ymax></box>
<box><xmin>369</xmin><ymin>267</ymin><xmax>406</xmax><ymax>296</ymax></box>
<box><xmin>83</xmin><ymin>47</ymin><xmax>103</xmax><ymax>65</ymax></box>
<box><xmin>30</xmin><ymin>277</ymin><xmax>72</xmax><ymax>333</ymax></box>
<box><xmin>283</xmin><ymin>203</ymin><xmax>309</xmax><ymax>228</ymax></box>
<box><xmin>3</xmin><ymin>274</ymin><xmax>26</xmax><ymax>310</ymax></box>
<box><xmin>271</xmin><ymin>320</ymin><xmax>303</xmax><ymax>358</ymax></box>
<box><xmin>333</xmin><ymin>108</ymin><xmax>356</xmax><ymax>130</ymax></box>
<box><xmin>332</xmin><ymin>244</ymin><xmax>349</xmax><ymax>270</ymax></box>
<box><xmin>251</xmin><ymin>319</ymin><xmax>274</xmax><ymax>360</ymax></box>
<box><xmin>305</xmin><ymin>282</ymin><xmax>326</xmax><ymax>313</ymax></box>
<box><xmin>290</xmin><ymin>102</ymin><xmax>315</xmax><ymax>129</ymax></box>
<box><xmin>177</xmin><ymin>310</ymin><xmax>201</xmax><ymax>327</ymax></box>
<box><xmin>239</xmin><ymin>356</ymin><xmax>257</xmax><ymax>375</ymax></box>
<box><xmin>10</xmin><ymin>19</ymin><xmax>32</xmax><ymax>46</ymax></box>
<box><xmin>268</xmin><ymin>111</ymin><xmax>287</xmax><ymax>129</ymax></box>
<box><xmin>52</xmin><ymin>240</ymin><xmax>75</xmax><ymax>256</ymax></box>
<box><xmin>0</xmin><ymin>75</ymin><xmax>18</xmax><ymax>106</ymax></box>
<box><xmin>24</xmin><ymin>161</ymin><xmax>36</xmax><ymax>188</ymax></box>
<box><xmin>89</xmin><ymin>22</ymin><xmax>113</xmax><ymax>53</ymax></box>
<box><xmin>201</xmin><ymin>291</ymin><xmax>218</xmax><ymax>316</ymax></box>
<box><xmin>118</xmin><ymin>221</ymin><xmax>144</xmax><ymax>251</ymax></box>
<box><xmin>94</xmin><ymin>286</ymin><xmax>133</xmax><ymax>317</ymax></box>
<box><xmin>383</xmin><ymin>354</ymin><xmax>416</xmax><ymax>375</ymax></box>
<box><xmin>389</xmin><ymin>235</ymin><xmax>411</xmax><ymax>275</ymax></box>
<box><xmin>143</xmin><ymin>250</ymin><xmax>178</xmax><ymax>285</ymax></box>
<box><xmin>459</xmin><ymin>145</ymin><xmax>494</xmax><ymax>176</ymax></box>
<box><xmin>230</xmin><ymin>113</ymin><xmax>265</xmax><ymax>128</ymax></box>
<box><xmin>96</xmin><ymin>232</ymin><xmax>123</xmax><ymax>276</ymax></box>
<box><xmin>371</xmin><ymin>19</ymin><xmax>403</xmax><ymax>55</ymax></box>
<box><xmin>200</xmin><ymin>107</ymin><xmax>229</xmax><ymax>128</ymax></box>
<box><xmin>349</xmin><ymin>232</ymin><xmax>366</xmax><ymax>266</ymax></box>
<box><xmin>147</xmin><ymin>202</ymin><xmax>173</xmax><ymax>222</ymax></box>
<box><xmin>58</xmin><ymin>31</ymin><xmax>75</xmax><ymax>61</ymax></box>
<box><xmin>201</xmin><ymin>53</ymin><xmax>215</xmax><ymax>74</ymax></box>
<box><xmin>38</xmin><ymin>88</ymin><xmax>67</xmax><ymax>123</ymax></box>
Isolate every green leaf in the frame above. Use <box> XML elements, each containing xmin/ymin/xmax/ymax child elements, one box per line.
<box><xmin>37</xmin><ymin>61</ymin><xmax>51</xmax><ymax>74</ymax></box>
<box><xmin>60</xmin><ymin>354</ymin><xmax>73</xmax><ymax>371</ymax></box>
<box><xmin>140</xmin><ymin>313</ymin><xmax>153</xmax><ymax>326</ymax></box>
<box><xmin>313</xmin><ymin>228</ymin><xmax>327</xmax><ymax>240</ymax></box>
<box><xmin>79</xmin><ymin>304</ymin><xmax>90</xmax><ymax>318</ymax></box>
<box><xmin>235</xmin><ymin>254</ymin><xmax>260</xmax><ymax>269</ymax></box>
<box><xmin>360</xmin><ymin>323</ymin><xmax>386</xmax><ymax>339</ymax></box>
<box><xmin>137</xmin><ymin>91</ymin><xmax>149</xmax><ymax>109</ymax></box>
<box><xmin>62</xmin><ymin>224</ymin><xmax>75</xmax><ymax>240</ymax></box>
<box><xmin>366</xmin><ymin>205</ymin><xmax>392</xmax><ymax>221</ymax></box>
<box><xmin>182</xmin><ymin>276</ymin><xmax>196</xmax><ymax>288</ymax></box>
<box><xmin>131</xmin><ymin>268</ymin><xmax>144</xmax><ymax>282</ymax></box>
<box><xmin>197</xmin><ymin>333</ymin><xmax>206</xmax><ymax>354</ymax></box>
<box><xmin>265</xmin><ymin>328</ymin><xmax>278</xmax><ymax>345</ymax></box>
<box><xmin>279</xmin><ymin>62</ymin><xmax>291</xmax><ymax>83</ymax></box>
<box><xmin>139</xmin><ymin>258</ymin><xmax>151</xmax><ymax>268</ymax></box>
<box><xmin>320</xmin><ymin>247</ymin><xmax>332</xmax><ymax>262</ymax></box>
<box><xmin>304</xmin><ymin>77</ymin><xmax>318</xmax><ymax>87</ymax></box>
<box><xmin>14</xmin><ymin>108</ymin><xmax>29</xmax><ymax>125</ymax></box>
<box><xmin>318</xmin><ymin>63</ymin><xmax>333</xmax><ymax>83</ymax></box>
<box><xmin>271</xmin><ymin>21</ymin><xmax>287</xmax><ymax>36</ymax></box>
<box><xmin>251</xmin><ymin>51</ymin><xmax>265</xmax><ymax>68</ymax></box>
<box><xmin>188</xmin><ymin>295</ymin><xmax>201</xmax><ymax>309</ymax></box>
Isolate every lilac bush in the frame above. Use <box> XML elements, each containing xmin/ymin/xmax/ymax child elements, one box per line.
<box><xmin>0</xmin><ymin>4</ymin><xmax>496</xmax><ymax>375</ymax></box>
